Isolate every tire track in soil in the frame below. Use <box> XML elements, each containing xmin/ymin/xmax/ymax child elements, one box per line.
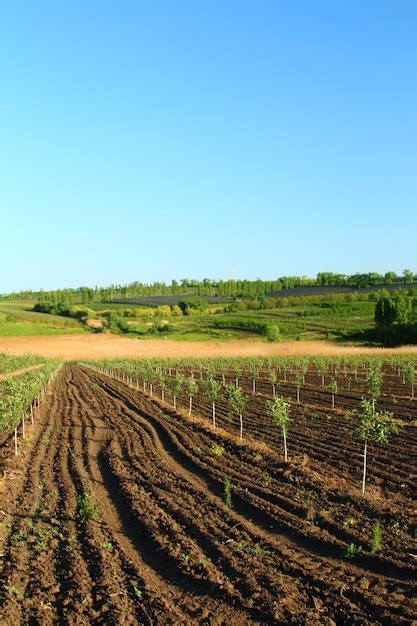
<box><xmin>82</xmin><ymin>367</ymin><xmax>416</xmax><ymax>625</ymax></box>
<box><xmin>64</xmin><ymin>374</ymin><xmax>158</xmax><ymax>625</ymax></box>
<box><xmin>69</xmin><ymin>367</ymin><xmax>261</xmax><ymax>625</ymax></box>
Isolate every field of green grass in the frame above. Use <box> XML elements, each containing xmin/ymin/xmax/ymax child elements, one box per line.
<box><xmin>0</xmin><ymin>303</ymin><xmax>84</xmax><ymax>336</ymax></box>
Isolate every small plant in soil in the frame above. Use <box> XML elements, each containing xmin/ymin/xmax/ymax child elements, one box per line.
<box><xmin>180</xmin><ymin>551</ymin><xmax>192</xmax><ymax>564</ymax></box>
<box><xmin>235</xmin><ymin>542</ymin><xmax>275</xmax><ymax>557</ymax></box>
<box><xmin>371</xmin><ymin>523</ymin><xmax>382</xmax><ymax>553</ymax></box>
<box><xmin>223</xmin><ymin>475</ymin><xmax>232</xmax><ymax>508</ymax></box>
<box><xmin>343</xmin><ymin>542</ymin><xmax>361</xmax><ymax>560</ymax></box>
<box><xmin>389</xmin><ymin>521</ymin><xmax>400</xmax><ymax>535</ymax></box>
<box><xmin>5</xmin><ymin>584</ymin><xmax>23</xmax><ymax>596</ymax></box>
<box><xmin>209</xmin><ymin>444</ymin><xmax>224</xmax><ymax>457</ymax></box>
<box><xmin>77</xmin><ymin>494</ymin><xmax>99</xmax><ymax>520</ymax></box>
<box><xmin>343</xmin><ymin>516</ymin><xmax>356</xmax><ymax>527</ymax></box>
<box><xmin>10</xmin><ymin>530</ymin><xmax>25</xmax><ymax>545</ymax></box>
<box><xmin>99</xmin><ymin>540</ymin><xmax>113</xmax><ymax>551</ymax></box>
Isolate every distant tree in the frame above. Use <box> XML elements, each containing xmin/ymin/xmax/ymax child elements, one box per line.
<box><xmin>178</xmin><ymin>296</ymin><xmax>208</xmax><ymax>316</ymax></box>
<box><xmin>384</xmin><ymin>271</ymin><xmax>397</xmax><ymax>283</ymax></box>
<box><xmin>375</xmin><ymin>294</ymin><xmax>417</xmax><ymax>345</ymax></box>
<box><xmin>403</xmin><ymin>269</ymin><xmax>414</xmax><ymax>284</ymax></box>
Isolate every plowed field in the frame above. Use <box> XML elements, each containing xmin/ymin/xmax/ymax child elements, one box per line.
<box><xmin>0</xmin><ymin>365</ymin><xmax>415</xmax><ymax>625</ymax></box>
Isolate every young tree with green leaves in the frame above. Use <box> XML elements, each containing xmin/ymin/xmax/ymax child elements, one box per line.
<box><xmin>366</xmin><ymin>363</ymin><xmax>383</xmax><ymax>409</ymax></box>
<box><xmin>249</xmin><ymin>361</ymin><xmax>262</xmax><ymax>394</ymax></box>
<box><xmin>171</xmin><ymin>373</ymin><xmax>185</xmax><ymax>410</ymax></box>
<box><xmin>268</xmin><ymin>369</ymin><xmax>278</xmax><ymax>397</ymax></box>
<box><xmin>330</xmin><ymin>377</ymin><xmax>338</xmax><ymax>409</ymax></box>
<box><xmin>267</xmin><ymin>396</ymin><xmax>291</xmax><ymax>462</ymax></box>
<box><xmin>226</xmin><ymin>384</ymin><xmax>247</xmax><ymax>441</ymax></box>
<box><xmin>316</xmin><ymin>359</ymin><xmax>326</xmax><ymax>387</ymax></box>
<box><xmin>354</xmin><ymin>399</ymin><xmax>398</xmax><ymax>494</ymax></box>
<box><xmin>294</xmin><ymin>371</ymin><xmax>304</xmax><ymax>404</ymax></box>
<box><xmin>403</xmin><ymin>362</ymin><xmax>415</xmax><ymax>400</ymax></box>
<box><xmin>233</xmin><ymin>364</ymin><xmax>242</xmax><ymax>388</ymax></box>
<box><xmin>186</xmin><ymin>374</ymin><xmax>198</xmax><ymax>416</ymax></box>
<box><xmin>157</xmin><ymin>371</ymin><xmax>167</xmax><ymax>402</ymax></box>
<box><xmin>202</xmin><ymin>375</ymin><xmax>222</xmax><ymax>429</ymax></box>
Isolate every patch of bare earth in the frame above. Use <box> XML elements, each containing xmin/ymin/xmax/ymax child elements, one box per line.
<box><xmin>0</xmin><ymin>334</ymin><xmax>416</xmax><ymax>360</ymax></box>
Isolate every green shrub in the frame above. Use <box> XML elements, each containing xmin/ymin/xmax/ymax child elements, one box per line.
<box><xmin>266</xmin><ymin>324</ymin><xmax>280</xmax><ymax>342</ymax></box>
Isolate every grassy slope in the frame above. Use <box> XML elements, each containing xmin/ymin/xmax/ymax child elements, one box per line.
<box><xmin>0</xmin><ymin>302</ymin><xmax>84</xmax><ymax>336</ymax></box>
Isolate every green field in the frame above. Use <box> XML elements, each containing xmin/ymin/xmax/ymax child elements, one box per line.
<box><xmin>0</xmin><ymin>303</ymin><xmax>84</xmax><ymax>336</ymax></box>
<box><xmin>0</xmin><ymin>296</ymin><xmax>376</xmax><ymax>342</ymax></box>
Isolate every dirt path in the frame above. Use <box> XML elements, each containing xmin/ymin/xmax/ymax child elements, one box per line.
<box><xmin>0</xmin><ymin>333</ymin><xmax>417</xmax><ymax>359</ymax></box>
<box><xmin>0</xmin><ymin>363</ymin><xmax>45</xmax><ymax>381</ymax></box>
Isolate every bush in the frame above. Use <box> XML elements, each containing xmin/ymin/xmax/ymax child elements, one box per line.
<box><xmin>178</xmin><ymin>296</ymin><xmax>209</xmax><ymax>316</ymax></box>
<box><xmin>171</xmin><ymin>305</ymin><xmax>183</xmax><ymax>317</ymax></box>
<box><xmin>375</xmin><ymin>294</ymin><xmax>417</xmax><ymax>345</ymax></box>
<box><xmin>103</xmin><ymin>313</ymin><xmax>129</xmax><ymax>334</ymax></box>
<box><xmin>154</xmin><ymin>305</ymin><xmax>172</xmax><ymax>318</ymax></box>
<box><xmin>266</xmin><ymin>324</ymin><xmax>281</xmax><ymax>342</ymax></box>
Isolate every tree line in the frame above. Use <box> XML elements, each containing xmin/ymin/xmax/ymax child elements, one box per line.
<box><xmin>375</xmin><ymin>293</ymin><xmax>417</xmax><ymax>345</ymax></box>
<box><xmin>2</xmin><ymin>269</ymin><xmax>415</xmax><ymax>303</ymax></box>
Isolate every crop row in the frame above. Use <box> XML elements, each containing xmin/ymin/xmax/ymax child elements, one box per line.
<box><xmin>0</xmin><ymin>353</ymin><xmax>46</xmax><ymax>376</ymax></box>
<box><xmin>84</xmin><ymin>357</ymin><xmax>416</xmax><ymax>498</ymax></box>
<box><xmin>0</xmin><ymin>361</ymin><xmax>62</xmax><ymax>436</ymax></box>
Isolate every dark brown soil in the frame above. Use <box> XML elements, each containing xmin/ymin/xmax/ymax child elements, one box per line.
<box><xmin>0</xmin><ymin>365</ymin><xmax>415</xmax><ymax>625</ymax></box>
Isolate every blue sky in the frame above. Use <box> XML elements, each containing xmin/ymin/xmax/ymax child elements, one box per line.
<box><xmin>1</xmin><ymin>1</ymin><xmax>416</xmax><ymax>292</ymax></box>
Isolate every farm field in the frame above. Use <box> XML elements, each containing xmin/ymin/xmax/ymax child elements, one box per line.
<box><xmin>0</xmin><ymin>357</ymin><xmax>415</xmax><ymax>624</ymax></box>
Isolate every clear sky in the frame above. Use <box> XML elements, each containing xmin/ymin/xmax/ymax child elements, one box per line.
<box><xmin>1</xmin><ymin>1</ymin><xmax>416</xmax><ymax>292</ymax></box>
